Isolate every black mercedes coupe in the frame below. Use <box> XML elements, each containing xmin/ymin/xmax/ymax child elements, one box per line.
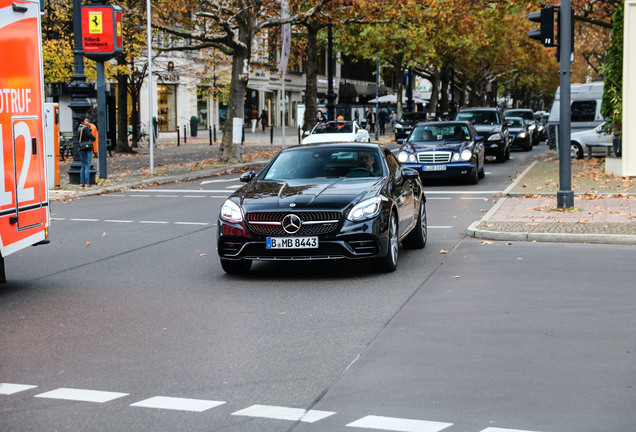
<box><xmin>217</xmin><ymin>143</ymin><xmax>427</xmax><ymax>274</ymax></box>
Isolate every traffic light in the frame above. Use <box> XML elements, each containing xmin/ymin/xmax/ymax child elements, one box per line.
<box><xmin>528</xmin><ymin>6</ymin><xmax>556</xmax><ymax>47</ymax></box>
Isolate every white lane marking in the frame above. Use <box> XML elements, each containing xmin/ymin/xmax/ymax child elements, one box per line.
<box><xmin>232</xmin><ymin>404</ymin><xmax>336</xmax><ymax>423</ymax></box>
<box><xmin>225</xmin><ymin>185</ymin><xmax>242</xmax><ymax>190</ymax></box>
<box><xmin>104</xmin><ymin>219</ymin><xmax>134</xmax><ymax>223</ymax></box>
<box><xmin>139</xmin><ymin>221</ymin><xmax>170</xmax><ymax>224</ymax></box>
<box><xmin>429</xmin><ymin>226</ymin><xmax>454</xmax><ymax>229</ymax></box>
<box><xmin>426</xmin><ymin>197</ymin><xmax>452</xmax><ymax>200</ymax></box>
<box><xmin>153</xmin><ymin>195</ymin><xmax>180</xmax><ymax>198</ymax></box>
<box><xmin>35</xmin><ymin>388</ymin><xmax>128</xmax><ymax>403</ymax></box>
<box><xmin>70</xmin><ymin>218</ymin><xmax>100</xmax><ymax>222</ymax></box>
<box><xmin>347</xmin><ymin>415</ymin><xmax>453</xmax><ymax>432</ymax></box>
<box><xmin>0</xmin><ymin>383</ymin><xmax>37</xmax><ymax>395</ymax></box>
<box><xmin>128</xmin><ymin>194</ymin><xmax>151</xmax><ymax>197</ymax></box>
<box><xmin>131</xmin><ymin>396</ymin><xmax>225</xmax><ymax>412</ymax></box>
<box><xmin>174</xmin><ymin>222</ymin><xmax>210</xmax><ymax>226</ymax></box>
<box><xmin>480</xmin><ymin>428</ymin><xmax>543</xmax><ymax>432</ymax></box>
<box><xmin>200</xmin><ymin>178</ymin><xmax>240</xmax><ymax>184</ymax></box>
<box><xmin>51</xmin><ymin>217</ymin><xmax>66</xmax><ymax>221</ymax></box>
<box><xmin>128</xmin><ymin>189</ymin><xmax>232</xmax><ymax>194</ymax></box>
<box><xmin>459</xmin><ymin>197</ymin><xmax>491</xmax><ymax>200</ymax></box>
<box><xmin>183</xmin><ymin>195</ymin><xmax>207</xmax><ymax>198</ymax></box>
<box><xmin>425</xmin><ymin>191</ymin><xmax>502</xmax><ymax>195</ymax></box>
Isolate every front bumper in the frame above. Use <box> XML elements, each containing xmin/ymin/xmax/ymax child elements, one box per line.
<box><xmin>401</xmin><ymin>162</ymin><xmax>476</xmax><ymax>179</ymax></box>
<box><xmin>217</xmin><ymin>215</ymin><xmax>390</xmax><ymax>262</ymax></box>
<box><xmin>484</xmin><ymin>140</ymin><xmax>506</xmax><ymax>156</ymax></box>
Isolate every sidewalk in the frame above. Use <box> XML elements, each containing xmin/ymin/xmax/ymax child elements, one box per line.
<box><xmin>467</xmin><ymin>156</ymin><xmax>636</xmax><ymax>245</ymax></box>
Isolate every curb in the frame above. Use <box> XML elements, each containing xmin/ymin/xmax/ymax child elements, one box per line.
<box><xmin>466</xmin><ymin>160</ymin><xmax>636</xmax><ymax>245</ymax></box>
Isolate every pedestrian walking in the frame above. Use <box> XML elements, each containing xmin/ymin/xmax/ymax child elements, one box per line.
<box><xmin>366</xmin><ymin>108</ymin><xmax>376</xmax><ymax>134</ymax></box>
<box><xmin>249</xmin><ymin>106</ymin><xmax>259</xmax><ymax>133</ymax></box>
<box><xmin>389</xmin><ymin>110</ymin><xmax>397</xmax><ymax>132</ymax></box>
<box><xmin>75</xmin><ymin>116</ymin><xmax>95</xmax><ymax>187</ymax></box>
<box><xmin>259</xmin><ymin>109</ymin><xmax>268</xmax><ymax>133</ymax></box>
<box><xmin>378</xmin><ymin>108</ymin><xmax>388</xmax><ymax>135</ymax></box>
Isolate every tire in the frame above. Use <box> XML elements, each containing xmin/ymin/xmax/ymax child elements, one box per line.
<box><xmin>220</xmin><ymin>258</ymin><xmax>252</xmax><ymax>274</ymax></box>
<box><xmin>496</xmin><ymin>147</ymin><xmax>506</xmax><ymax>163</ymax></box>
<box><xmin>403</xmin><ymin>200</ymin><xmax>427</xmax><ymax>249</ymax></box>
<box><xmin>571</xmin><ymin>142</ymin><xmax>584</xmax><ymax>159</ymax></box>
<box><xmin>467</xmin><ymin>164</ymin><xmax>479</xmax><ymax>184</ymax></box>
<box><xmin>505</xmin><ymin>145</ymin><xmax>511</xmax><ymax>160</ymax></box>
<box><xmin>478</xmin><ymin>161</ymin><xmax>485</xmax><ymax>179</ymax></box>
<box><xmin>374</xmin><ymin>211</ymin><xmax>399</xmax><ymax>272</ymax></box>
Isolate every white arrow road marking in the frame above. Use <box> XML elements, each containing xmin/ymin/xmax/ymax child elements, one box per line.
<box><xmin>131</xmin><ymin>396</ymin><xmax>225</xmax><ymax>412</ymax></box>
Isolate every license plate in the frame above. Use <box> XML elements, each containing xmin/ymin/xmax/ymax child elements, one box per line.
<box><xmin>266</xmin><ymin>237</ymin><xmax>318</xmax><ymax>249</ymax></box>
<box><xmin>423</xmin><ymin>164</ymin><xmax>447</xmax><ymax>171</ymax></box>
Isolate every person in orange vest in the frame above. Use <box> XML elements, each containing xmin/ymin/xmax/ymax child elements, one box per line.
<box><xmin>88</xmin><ymin>121</ymin><xmax>99</xmax><ymax>154</ymax></box>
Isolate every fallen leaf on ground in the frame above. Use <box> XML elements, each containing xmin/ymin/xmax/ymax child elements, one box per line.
<box><xmin>439</xmin><ymin>249</ymin><xmax>448</xmax><ymax>254</ymax></box>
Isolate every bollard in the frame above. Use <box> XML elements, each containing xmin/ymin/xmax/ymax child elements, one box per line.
<box><xmin>213</xmin><ymin>125</ymin><xmax>217</xmax><ymax>143</ymax></box>
<box><xmin>177</xmin><ymin>127</ymin><xmax>180</xmax><ymax>146</ymax></box>
<box><xmin>183</xmin><ymin>124</ymin><xmax>187</xmax><ymax>144</ymax></box>
<box><xmin>298</xmin><ymin>126</ymin><xmax>301</xmax><ymax>145</ymax></box>
<box><xmin>241</xmin><ymin>126</ymin><xmax>245</xmax><ymax>145</ymax></box>
<box><xmin>209</xmin><ymin>126</ymin><xmax>212</xmax><ymax>145</ymax></box>
<box><xmin>270</xmin><ymin>125</ymin><xmax>274</xmax><ymax>145</ymax></box>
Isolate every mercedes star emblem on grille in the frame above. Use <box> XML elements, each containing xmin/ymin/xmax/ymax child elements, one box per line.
<box><xmin>282</xmin><ymin>214</ymin><xmax>302</xmax><ymax>234</ymax></box>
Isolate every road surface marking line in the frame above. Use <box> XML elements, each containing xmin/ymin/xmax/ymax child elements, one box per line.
<box><xmin>104</xmin><ymin>219</ymin><xmax>134</xmax><ymax>223</ymax></box>
<box><xmin>153</xmin><ymin>195</ymin><xmax>180</xmax><ymax>198</ymax></box>
<box><xmin>0</xmin><ymin>383</ymin><xmax>37</xmax><ymax>395</ymax></box>
<box><xmin>429</xmin><ymin>226</ymin><xmax>454</xmax><ymax>229</ymax></box>
<box><xmin>427</xmin><ymin>197</ymin><xmax>452</xmax><ymax>200</ymax></box>
<box><xmin>346</xmin><ymin>415</ymin><xmax>453</xmax><ymax>432</ymax></box>
<box><xmin>232</xmin><ymin>404</ymin><xmax>335</xmax><ymax>423</ymax></box>
<box><xmin>201</xmin><ymin>178</ymin><xmax>239</xmax><ymax>184</ymax></box>
<box><xmin>131</xmin><ymin>396</ymin><xmax>225</xmax><ymax>412</ymax></box>
<box><xmin>424</xmin><ymin>191</ymin><xmax>502</xmax><ymax>195</ymax></box>
<box><xmin>480</xmin><ymin>428</ymin><xmax>543</xmax><ymax>432</ymax></box>
<box><xmin>139</xmin><ymin>221</ymin><xmax>170</xmax><ymax>224</ymax></box>
<box><xmin>183</xmin><ymin>195</ymin><xmax>207</xmax><ymax>198</ymax></box>
<box><xmin>459</xmin><ymin>197</ymin><xmax>491</xmax><ymax>200</ymax></box>
<box><xmin>70</xmin><ymin>218</ymin><xmax>100</xmax><ymax>222</ymax></box>
<box><xmin>129</xmin><ymin>189</ymin><xmax>232</xmax><ymax>193</ymax></box>
<box><xmin>174</xmin><ymin>222</ymin><xmax>210</xmax><ymax>226</ymax></box>
<box><xmin>34</xmin><ymin>388</ymin><xmax>128</xmax><ymax>403</ymax></box>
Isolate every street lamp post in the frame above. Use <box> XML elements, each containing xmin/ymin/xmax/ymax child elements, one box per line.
<box><xmin>326</xmin><ymin>23</ymin><xmax>337</xmax><ymax>121</ymax></box>
<box><xmin>67</xmin><ymin>0</ymin><xmax>94</xmax><ymax>184</ymax></box>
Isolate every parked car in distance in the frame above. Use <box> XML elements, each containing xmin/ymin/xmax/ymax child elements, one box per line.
<box><xmin>394</xmin><ymin>112</ymin><xmax>429</xmax><ymax>143</ymax></box>
<box><xmin>397</xmin><ymin>121</ymin><xmax>485</xmax><ymax>184</ymax></box>
<box><xmin>301</xmin><ymin>120</ymin><xmax>370</xmax><ymax>145</ymax></box>
<box><xmin>504</xmin><ymin>108</ymin><xmax>539</xmax><ymax>145</ymax></box>
<box><xmin>217</xmin><ymin>142</ymin><xmax>427</xmax><ymax>274</ymax></box>
<box><xmin>506</xmin><ymin>117</ymin><xmax>533</xmax><ymax>151</ymax></box>
<box><xmin>454</xmin><ymin>107</ymin><xmax>510</xmax><ymax>163</ymax></box>
<box><xmin>570</xmin><ymin>121</ymin><xmax>613</xmax><ymax>159</ymax></box>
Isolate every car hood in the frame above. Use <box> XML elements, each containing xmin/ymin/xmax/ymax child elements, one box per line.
<box><xmin>301</xmin><ymin>133</ymin><xmax>354</xmax><ymax>145</ymax></box>
<box><xmin>472</xmin><ymin>124</ymin><xmax>502</xmax><ymax>134</ymax></box>
<box><xmin>404</xmin><ymin>141</ymin><xmax>468</xmax><ymax>153</ymax></box>
<box><xmin>508</xmin><ymin>127</ymin><xmax>526</xmax><ymax>134</ymax></box>
<box><xmin>235</xmin><ymin>178</ymin><xmax>385</xmax><ymax>212</ymax></box>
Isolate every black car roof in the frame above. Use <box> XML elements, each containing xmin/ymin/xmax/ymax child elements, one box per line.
<box><xmin>284</xmin><ymin>142</ymin><xmax>384</xmax><ymax>152</ymax></box>
<box><xmin>412</xmin><ymin>120</ymin><xmax>473</xmax><ymax>127</ymax></box>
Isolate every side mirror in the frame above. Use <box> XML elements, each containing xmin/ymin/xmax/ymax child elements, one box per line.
<box><xmin>402</xmin><ymin>167</ymin><xmax>420</xmax><ymax>180</ymax></box>
<box><xmin>303</xmin><ymin>131</ymin><xmax>310</xmax><ymax>137</ymax></box>
<box><xmin>240</xmin><ymin>170</ymin><xmax>256</xmax><ymax>183</ymax></box>
<box><xmin>475</xmin><ymin>136</ymin><xmax>485</xmax><ymax>142</ymax></box>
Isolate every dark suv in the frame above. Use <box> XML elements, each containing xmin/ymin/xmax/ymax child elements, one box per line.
<box><xmin>394</xmin><ymin>112</ymin><xmax>428</xmax><ymax>143</ymax></box>
<box><xmin>455</xmin><ymin>107</ymin><xmax>510</xmax><ymax>162</ymax></box>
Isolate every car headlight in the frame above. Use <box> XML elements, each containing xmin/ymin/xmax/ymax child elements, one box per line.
<box><xmin>460</xmin><ymin>149</ymin><xmax>472</xmax><ymax>161</ymax></box>
<box><xmin>518</xmin><ymin>132</ymin><xmax>527</xmax><ymax>138</ymax></box>
<box><xmin>395</xmin><ymin>123</ymin><xmax>403</xmax><ymax>129</ymax></box>
<box><xmin>397</xmin><ymin>151</ymin><xmax>408</xmax><ymax>162</ymax></box>
<box><xmin>528</xmin><ymin>124</ymin><xmax>536</xmax><ymax>130</ymax></box>
<box><xmin>488</xmin><ymin>133</ymin><xmax>502</xmax><ymax>141</ymax></box>
<box><xmin>347</xmin><ymin>197</ymin><xmax>382</xmax><ymax>222</ymax></box>
<box><xmin>220</xmin><ymin>200</ymin><xmax>243</xmax><ymax>223</ymax></box>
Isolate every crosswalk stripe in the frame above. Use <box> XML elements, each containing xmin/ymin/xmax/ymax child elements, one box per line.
<box><xmin>35</xmin><ymin>388</ymin><xmax>128</xmax><ymax>403</ymax></box>
<box><xmin>0</xmin><ymin>383</ymin><xmax>37</xmax><ymax>395</ymax></box>
<box><xmin>480</xmin><ymin>428</ymin><xmax>543</xmax><ymax>432</ymax></box>
<box><xmin>347</xmin><ymin>415</ymin><xmax>453</xmax><ymax>432</ymax></box>
<box><xmin>131</xmin><ymin>396</ymin><xmax>225</xmax><ymax>412</ymax></box>
<box><xmin>232</xmin><ymin>404</ymin><xmax>336</xmax><ymax>423</ymax></box>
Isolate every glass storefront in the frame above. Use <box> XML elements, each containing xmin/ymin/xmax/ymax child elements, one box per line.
<box><xmin>157</xmin><ymin>84</ymin><xmax>177</xmax><ymax>132</ymax></box>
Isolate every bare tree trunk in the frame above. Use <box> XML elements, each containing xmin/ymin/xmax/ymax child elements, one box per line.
<box><xmin>427</xmin><ymin>68</ymin><xmax>440</xmax><ymax>117</ymax></box>
<box><xmin>302</xmin><ymin>23</ymin><xmax>320</xmax><ymax>134</ymax></box>
<box><xmin>116</xmin><ymin>56</ymin><xmax>133</xmax><ymax>153</ymax></box>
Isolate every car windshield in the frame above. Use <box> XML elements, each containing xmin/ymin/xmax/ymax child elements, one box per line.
<box><xmin>408</xmin><ymin>124</ymin><xmax>470</xmax><ymax>143</ymax></box>
<box><xmin>399</xmin><ymin>112</ymin><xmax>427</xmax><ymax>123</ymax></box>
<box><xmin>456</xmin><ymin>111</ymin><xmax>500</xmax><ymax>125</ymax></box>
<box><xmin>507</xmin><ymin>118</ymin><xmax>525</xmax><ymax>128</ymax></box>
<box><xmin>312</xmin><ymin>122</ymin><xmax>353</xmax><ymax>134</ymax></box>
<box><xmin>505</xmin><ymin>110</ymin><xmax>534</xmax><ymax>122</ymax></box>
<box><xmin>264</xmin><ymin>147</ymin><xmax>383</xmax><ymax>179</ymax></box>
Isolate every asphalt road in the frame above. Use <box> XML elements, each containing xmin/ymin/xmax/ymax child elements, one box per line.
<box><xmin>2</xmin><ymin>147</ymin><xmax>633</xmax><ymax>432</ymax></box>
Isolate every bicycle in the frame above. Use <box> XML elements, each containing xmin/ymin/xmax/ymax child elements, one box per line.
<box><xmin>128</xmin><ymin>122</ymin><xmax>150</xmax><ymax>148</ymax></box>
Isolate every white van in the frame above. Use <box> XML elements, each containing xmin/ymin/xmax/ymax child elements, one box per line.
<box><xmin>547</xmin><ymin>81</ymin><xmax>604</xmax><ymax>150</ymax></box>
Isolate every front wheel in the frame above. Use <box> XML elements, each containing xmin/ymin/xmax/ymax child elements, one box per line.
<box><xmin>220</xmin><ymin>258</ymin><xmax>252</xmax><ymax>274</ymax></box>
<box><xmin>403</xmin><ymin>200</ymin><xmax>427</xmax><ymax>249</ymax></box>
<box><xmin>374</xmin><ymin>211</ymin><xmax>399</xmax><ymax>272</ymax></box>
<box><xmin>570</xmin><ymin>142</ymin><xmax>584</xmax><ymax>159</ymax></box>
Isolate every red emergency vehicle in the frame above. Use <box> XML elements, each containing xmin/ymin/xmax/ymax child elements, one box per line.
<box><xmin>0</xmin><ymin>0</ymin><xmax>50</xmax><ymax>282</ymax></box>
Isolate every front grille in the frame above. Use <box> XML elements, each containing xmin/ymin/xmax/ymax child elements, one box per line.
<box><xmin>246</xmin><ymin>211</ymin><xmax>341</xmax><ymax>236</ymax></box>
<box><xmin>418</xmin><ymin>152</ymin><xmax>451</xmax><ymax>164</ymax></box>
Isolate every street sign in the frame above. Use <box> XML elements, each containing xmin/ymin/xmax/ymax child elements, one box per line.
<box><xmin>81</xmin><ymin>4</ymin><xmax>122</xmax><ymax>61</ymax></box>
